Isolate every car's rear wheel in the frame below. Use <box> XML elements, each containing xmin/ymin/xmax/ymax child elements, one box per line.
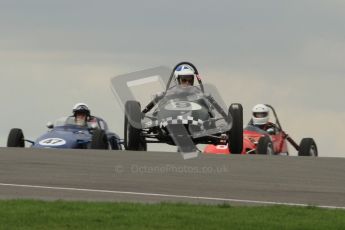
<box><xmin>109</xmin><ymin>137</ymin><xmax>121</xmax><ymax>150</ymax></box>
<box><xmin>124</xmin><ymin>100</ymin><xmax>147</xmax><ymax>151</ymax></box>
<box><xmin>228</xmin><ymin>103</ymin><xmax>243</xmax><ymax>154</ymax></box>
<box><xmin>7</xmin><ymin>128</ymin><xmax>25</xmax><ymax>147</ymax></box>
<box><xmin>298</xmin><ymin>138</ymin><xmax>318</xmax><ymax>156</ymax></box>
<box><xmin>256</xmin><ymin>136</ymin><xmax>274</xmax><ymax>155</ymax></box>
<box><xmin>90</xmin><ymin>129</ymin><xmax>109</xmax><ymax>149</ymax></box>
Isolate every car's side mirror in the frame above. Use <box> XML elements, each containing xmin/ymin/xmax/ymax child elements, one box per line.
<box><xmin>46</xmin><ymin>122</ymin><xmax>54</xmax><ymax>129</ymax></box>
<box><xmin>267</xmin><ymin>128</ymin><xmax>275</xmax><ymax>135</ymax></box>
<box><xmin>88</xmin><ymin>122</ymin><xmax>98</xmax><ymax>131</ymax></box>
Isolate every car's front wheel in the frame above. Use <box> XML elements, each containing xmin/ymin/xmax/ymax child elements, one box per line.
<box><xmin>227</xmin><ymin>103</ymin><xmax>243</xmax><ymax>154</ymax></box>
<box><xmin>7</xmin><ymin>128</ymin><xmax>25</xmax><ymax>147</ymax></box>
<box><xmin>256</xmin><ymin>136</ymin><xmax>274</xmax><ymax>155</ymax></box>
<box><xmin>109</xmin><ymin>137</ymin><xmax>122</xmax><ymax>150</ymax></box>
<box><xmin>124</xmin><ymin>100</ymin><xmax>147</xmax><ymax>151</ymax></box>
<box><xmin>298</xmin><ymin>138</ymin><xmax>318</xmax><ymax>156</ymax></box>
<box><xmin>90</xmin><ymin>129</ymin><xmax>109</xmax><ymax>150</ymax></box>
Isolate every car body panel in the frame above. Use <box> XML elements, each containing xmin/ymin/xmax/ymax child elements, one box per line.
<box><xmin>33</xmin><ymin>126</ymin><xmax>92</xmax><ymax>149</ymax></box>
<box><xmin>204</xmin><ymin>125</ymin><xmax>288</xmax><ymax>155</ymax></box>
<box><xmin>143</xmin><ymin>86</ymin><xmax>231</xmax><ymax>143</ymax></box>
<box><xmin>31</xmin><ymin>116</ymin><xmax>122</xmax><ymax>150</ymax></box>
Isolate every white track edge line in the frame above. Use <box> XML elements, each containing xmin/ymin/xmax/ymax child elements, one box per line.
<box><xmin>0</xmin><ymin>183</ymin><xmax>344</xmax><ymax>210</ymax></box>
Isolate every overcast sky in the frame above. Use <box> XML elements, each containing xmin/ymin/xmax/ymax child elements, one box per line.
<box><xmin>0</xmin><ymin>0</ymin><xmax>344</xmax><ymax>157</ymax></box>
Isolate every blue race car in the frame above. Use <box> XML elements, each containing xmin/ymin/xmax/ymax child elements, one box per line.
<box><xmin>7</xmin><ymin>116</ymin><xmax>122</xmax><ymax>150</ymax></box>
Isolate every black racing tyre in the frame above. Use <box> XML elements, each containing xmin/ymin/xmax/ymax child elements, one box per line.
<box><xmin>228</xmin><ymin>103</ymin><xmax>243</xmax><ymax>154</ymax></box>
<box><xmin>256</xmin><ymin>136</ymin><xmax>274</xmax><ymax>155</ymax></box>
<box><xmin>109</xmin><ymin>137</ymin><xmax>121</xmax><ymax>150</ymax></box>
<box><xmin>90</xmin><ymin>129</ymin><xmax>109</xmax><ymax>150</ymax></box>
<box><xmin>7</xmin><ymin>128</ymin><xmax>25</xmax><ymax>147</ymax></box>
<box><xmin>124</xmin><ymin>100</ymin><xmax>147</xmax><ymax>151</ymax></box>
<box><xmin>298</xmin><ymin>138</ymin><xmax>318</xmax><ymax>156</ymax></box>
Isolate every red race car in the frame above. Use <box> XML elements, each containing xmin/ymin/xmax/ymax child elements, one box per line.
<box><xmin>204</xmin><ymin>104</ymin><xmax>317</xmax><ymax>156</ymax></box>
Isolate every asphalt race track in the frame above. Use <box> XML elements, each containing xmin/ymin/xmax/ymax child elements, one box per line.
<box><xmin>0</xmin><ymin>147</ymin><xmax>344</xmax><ymax>208</ymax></box>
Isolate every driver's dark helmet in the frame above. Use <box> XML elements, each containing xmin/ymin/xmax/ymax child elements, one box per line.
<box><xmin>72</xmin><ymin>103</ymin><xmax>91</xmax><ymax>117</ymax></box>
<box><xmin>173</xmin><ymin>65</ymin><xmax>195</xmax><ymax>86</ymax></box>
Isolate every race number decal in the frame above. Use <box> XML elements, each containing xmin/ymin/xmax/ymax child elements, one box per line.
<box><xmin>165</xmin><ymin>101</ymin><xmax>202</xmax><ymax>111</ymax></box>
<box><xmin>39</xmin><ymin>138</ymin><xmax>66</xmax><ymax>146</ymax></box>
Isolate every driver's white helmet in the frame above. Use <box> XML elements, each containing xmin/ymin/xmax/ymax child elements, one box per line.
<box><xmin>73</xmin><ymin>103</ymin><xmax>91</xmax><ymax>117</ymax></box>
<box><xmin>252</xmin><ymin>104</ymin><xmax>269</xmax><ymax>125</ymax></box>
<box><xmin>173</xmin><ymin>65</ymin><xmax>195</xmax><ymax>86</ymax></box>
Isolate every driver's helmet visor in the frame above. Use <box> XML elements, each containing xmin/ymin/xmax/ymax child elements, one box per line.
<box><xmin>75</xmin><ymin>110</ymin><xmax>88</xmax><ymax>116</ymax></box>
<box><xmin>253</xmin><ymin>112</ymin><xmax>268</xmax><ymax>118</ymax></box>
<box><xmin>178</xmin><ymin>75</ymin><xmax>194</xmax><ymax>85</ymax></box>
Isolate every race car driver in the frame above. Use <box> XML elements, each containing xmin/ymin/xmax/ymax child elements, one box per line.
<box><xmin>72</xmin><ymin>103</ymin><xmax>98</xmax><ymax>127</ymax></box>
<box><xmin>142</xmin><ymin>64</ymin><xmax>227</xmax><ymax>118</ymax></box>
<box><xmin>249</xmin><ymin>104</ymin><xmax>277</xmax><ymax>134</ymax></box>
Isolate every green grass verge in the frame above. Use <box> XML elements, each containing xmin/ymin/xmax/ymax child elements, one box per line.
<box><xmin>0</xmin><ymin>200</ymin><xmax>345</xmax><ymax>230</ymax></box>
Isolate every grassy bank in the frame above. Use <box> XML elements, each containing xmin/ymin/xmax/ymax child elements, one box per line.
<box><xmin>0</xmin><ymin>200</ymin><xmax>344</xmax><ymax>229</ymax></box>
